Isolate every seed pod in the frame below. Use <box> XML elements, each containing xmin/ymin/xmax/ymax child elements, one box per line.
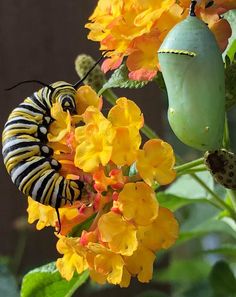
<box><xmin>204</xmin><ymin>149</ymin><xmax>236</xmax><ymax>189</ymax></box>
<box><xmin>158</xmin><ymin>15</ymin><xmax>225</xmax><ymax>151</ymax></box>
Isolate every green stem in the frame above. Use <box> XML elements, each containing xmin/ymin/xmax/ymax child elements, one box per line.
<box><xmin>101</xmin><ymin>88</ymin><xmax>159</xmax><ymax>139</ymax></box>
<box><xmin>191</xmin><ymin>173</ymin><xmax>236</xmax><ymax>219</ymax></box>
<box><xmin>223</xmin><ymin>113</ymin><xmax>230</xmax><ymax>149</ymax></box>
<box><xmin>227</xmin><ymin>189</ymin><xmax>236</xmax><ymax>212</ymax></box>
<box><xmin>177</xmin><ymin>166</ymin><xmax>206</xmax><ymax>176</ymax></box>
<box><xmin>175</xmin><ymin>157</ymin><xmax>204</xmax><ymax>173</ymax></box>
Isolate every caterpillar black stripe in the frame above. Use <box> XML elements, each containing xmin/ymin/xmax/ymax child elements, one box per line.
<box><xmin>2</xmin><ymin>81</ymin><xmax>85</xmax><ymax>210</ymax></box>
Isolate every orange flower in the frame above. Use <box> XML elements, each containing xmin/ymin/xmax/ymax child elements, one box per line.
<box><xmin>86</xmin><ymin>0</ymin><xmax>234</xmax><ymax>80</ymax></box>
<box><xmin>116</xmin><ymin>182</ymin><xmax>159</xmax><ymax>226</ymax></box>
<box><xmin>137</xmin><ymin>139</ymin><xmax>176</xmax><ymax>186</ymax></box>
<box><xmin>98</xmin><ymin>211</ymin><xmax>138</xmax><ymax>256</ymax></box>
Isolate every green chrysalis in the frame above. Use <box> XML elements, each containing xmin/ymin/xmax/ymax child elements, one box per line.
<box><xmin>158</xmin><ymin>4</ymin><xmax>225</xmax><ymax>151</ymax></box>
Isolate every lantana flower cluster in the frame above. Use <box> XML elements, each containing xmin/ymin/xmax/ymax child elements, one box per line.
<box><xmin>27</xmin><ymin>85</ymin><xmax>178</xmax><ymax>287</ymax></box>
<box><xmin>85</xmin><ymin>0</ymin><xmax>236</xmax><ymax>80</ymax></box>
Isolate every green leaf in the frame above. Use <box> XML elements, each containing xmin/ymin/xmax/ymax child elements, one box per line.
<box><xmin>226</xmin><ymin>40</ymin><xmax>236</xmax><ymax>63</ymax></box>
<box><xmin>101</xmin><ymin>64</ymin><xmax>148</xmax><ymax>91</ymax></box>
<box><xmin>224</xmin><ymin>10</ymin><xmax>236</xmax><ymax>61</ymax></box>
<box><xmin>153</xmin><ymin>71</ymin><xmax>167</xmax><ymax>93</ymax></box>
<box><xmin>179</xmin><ymin>216</ymin><xmax>236</xmax><ymax>244</ymax></box>
<box><xmin>209</xmin><ymin>261</ymin><xmax>236</xmax><ymax>297</ymax></box>
<box><xmin>225</xmin><ymin>53</ymin><xmax>236</xmax><ymax>110</ymax></box>
<box><xmin>70</xmin><ymin>214</ymin><xmax>96</xmax><ymax>237</ymax></box>
<box><xmin>158</xmin><ymin>192</ymin><xmax>206</xmax><ymax>211</ymax></box>
<box><xmin>157</xmin><ymin>259</ymin><xmax>211</xmax><ymax>285</ymax></box>
<box><xmin>0</xmin><ymin>263</ymin><xmax>19</xmax><ymax>297</ymax></box>
<box><xmin>166</xmin><ymin>171</ymin><xmax>215</xmax><ymax>200</ymax></box>
<box><xmin>21</xmin><ymin>262</ymin><xmax>89</xmax><ymax>297</ymax></box>
<box><xmin>202</xmin><ymin>244</ymin><xmax>236</xmax><ymax>257</ymax></box>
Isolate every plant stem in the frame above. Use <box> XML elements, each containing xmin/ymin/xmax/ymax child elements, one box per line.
<box><xmin>191</xmin><ymin>173</ymin><xmax>236</xmax><ymax>219</ymax></box>
<box><xmin>223</xmin><ymin>113</ymin><xmax>230</xmax><ymax>149</ymax></box>
<box><xmin>175</xmin><ymin>157</ymin><xmax>204</xmax><ymax>173</ymax></box>
<box><xmin>227</xmin><ymin>189</ymin><xmax>236</xmax><ymax>212</ymax></box>
<box><xmin>177</xmin><ymin>166</ymin><xmax>206</xmax><ymax>176</ymax></box>
<box><xmin>101</xmin><ymin>88</ymin><xmax>160</xmax><ymax>139</ymax></box>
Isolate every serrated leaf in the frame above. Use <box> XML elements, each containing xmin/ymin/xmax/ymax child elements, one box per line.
<box><xmin>209</xmin><ymin>261</ymin><xmax>236</xmax><ymax>297</ymax></box>
<box><xmin>224</xmin><ymin>10</ymin><xmax>236</xmax><ymax>60</ymax></box>
<box><xmin>21</xmin><ymin>262</ymin><xmax>89</xmax><ymax>297</ymax></box>
<box><xmin>101</xmin><ymin>64</ymin><xmax>148</xmax><ymax>91</ymax></box>
<box><xmin>0</xmin><ymin>264</ymin><xmax>19</xmax><ymax>297</ymax></box>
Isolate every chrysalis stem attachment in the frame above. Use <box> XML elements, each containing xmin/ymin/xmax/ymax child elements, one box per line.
<box><xmin>189</xmin><ymin>0</ymin><xmax>197</xmax><ymax>16</ymax></box>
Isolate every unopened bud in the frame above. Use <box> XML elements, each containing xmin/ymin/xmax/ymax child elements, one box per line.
<box><xmin>75</xmin><ymin>54</ymin><xmax>106</xmax><ymax>92</ymax></box>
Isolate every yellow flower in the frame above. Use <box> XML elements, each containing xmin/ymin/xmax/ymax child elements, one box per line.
<box><xmin>137</xmin><ymin>207</ymin><xmax>179</xmax><ymax>251</ymax></box>
<box><xmin>137</xmin><ymin>139</ymin><xmax>176</xmax><ymax>186</ymax></box>
<box><xmin>75</xmin><ymin>85</ymin><xmax>102</xmax><ymax>116</ymax></box>
<box><xmin>75</xmin><ymin>106</ymin><xmax>115</xmax><ymax>172</ymax></box>
<box><xmin>116</xmin><ymin>182</ymin><xmax>158</xmax><ymax>226</ymax></box>
<box><xmin>98</xmin><ymin>211</ymin><xmax>138</xmax><ymax>256</ymax></box>
<box><xmin>108</xmin><ymin>97</ymin><xmax>143</xmax><ymax>130</ymax></box>
<box><xmin>47</xmin><ymin>102</ymin><xmax>71</xmax><ymax>143</ymax></box>
<box><xmin>124</xmin><ymin>245</ymin><xmax>156</xmax><ymax>283</ymax></box>
<box><xmin>27</xmin><ymin>197</ymin><xmax>57</xmax><ymax>229</ymax></box>
<box><xmin>56</xmin><ymin>236</ymin><xmax>88</xmax><ymax>281</ymax></box>
<box><xmin>111</xmin><ymin>127</ymin><xmax>141</xmax><ymax>166</ymax></box>
<box><xmin>86</xmin><ymin>243</ymin><xmax>126</xmax><ymax>285</ymax></box>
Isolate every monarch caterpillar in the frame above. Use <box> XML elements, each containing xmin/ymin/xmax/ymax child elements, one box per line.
<box><xmin>157</xmin><ymin>1</ymin><xmax>225</xmax><ymax>151</ymax></box>
<box><xmin>204</xmin><ymin>149</ymin><xmax>236</xmax><ymax>190</ymax></box>
<box><xmin>2</xmin><ymin>81</ymin><xmax>84</xmax><ymax>210</ymax></box>
<box><xmin>2</xmin><ymin>53</ymin><xmax>107</xmax><ymax>229</ymax></box>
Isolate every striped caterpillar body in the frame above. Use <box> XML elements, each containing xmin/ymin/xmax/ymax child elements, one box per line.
<box><xmin>157</xmin><ymin>5</ymin><xmax>225</xmax><ymax>151</ymax></box>
<box><xmin>2</xmin><ymin>81</ymin><xmax>84</xmax><ymax>209</ymax></box>
<box><xmin>204</xmin><ymin>149</ymin><xmax>236</xmax><ymax>190</ymax></box>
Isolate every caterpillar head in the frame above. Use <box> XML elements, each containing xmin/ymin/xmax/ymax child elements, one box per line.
<box><xmin>50</xmin><ymin>81</ymin><xmax>77</xmax><ymax>115</ymax></box>
<box><xmin>204</xmin><ymin>149</ymin><xmax>236</xmax><ymax>189</ymax></box>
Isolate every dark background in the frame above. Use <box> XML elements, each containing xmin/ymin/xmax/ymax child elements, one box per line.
<box><xmin>0</xmin><ymin>1</ymin><xmax>166</xmax><ymax>296</ymax></box>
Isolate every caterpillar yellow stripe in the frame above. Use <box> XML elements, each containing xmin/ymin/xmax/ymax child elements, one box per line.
<box><xmin>2</xmin><ymin>81</ymin><xmax>84</xmax><ymax>209</ymax></box>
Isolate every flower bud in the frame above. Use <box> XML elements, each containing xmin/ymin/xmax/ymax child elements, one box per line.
<box><xmin>75</xmin><ymin>54</ymin><xmax>106</xmax><ymax>92</ymax></box>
